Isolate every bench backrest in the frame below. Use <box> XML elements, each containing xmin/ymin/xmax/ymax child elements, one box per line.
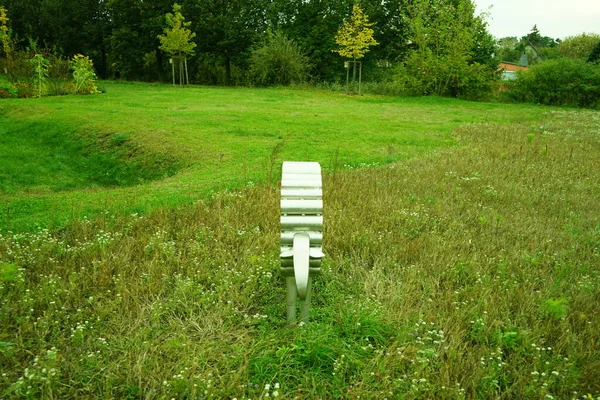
<box><xmin>280</xmin><ymin>161</ymin><xmax>324</xmax><ymax>277</ymax></box>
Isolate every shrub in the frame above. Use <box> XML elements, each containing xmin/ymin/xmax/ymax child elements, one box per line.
<box><xmin>506</xmin><ymin>58</ymin><xmax>600</xmax><ymax>108</ymax></box>
<box><xmin>0</xmin><ymin>80</ymin><xmax>17</xmax><ymax>98</ymax></box>
<box><xmin>29</xmin><ymin>53</ymin><xmax>49</xmax><ymax>97</ymax></box>
<box><xmin>250</xmin><ymin>30</ymin><xmax>310</xmax><ymax>86</ymax></box>
<box><xmin>13</xmin><ymin>81</ymin><xmax>35</xmax><ymax>98</ymax></box>
<box><xmin>71</xmin><ymin>54</ymin><xmax>99</xmax><ymax>94</ymax></box>
<box><xmin>47</xmin><ymin>55</ymin><xmax>72</xmax><ymax>95</ymax></box>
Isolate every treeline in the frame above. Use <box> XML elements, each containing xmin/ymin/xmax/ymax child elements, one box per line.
<box><xmin>0</xmin><ymin>0</ymin><xmax>496</xmax><ymax>93</ymax></box>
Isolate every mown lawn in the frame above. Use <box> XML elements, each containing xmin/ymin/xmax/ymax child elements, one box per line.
<box><xmin>1</xmin><ymin>82</ymin><xmax>549</xmax><ymax>231</ymax></box>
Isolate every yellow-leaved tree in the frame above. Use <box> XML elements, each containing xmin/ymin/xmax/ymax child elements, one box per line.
<box><xmin>0</xmin><ymin>6</ymin><xmax>12</xmax><ymax>57</ymax></box>
<box><xmin>333</xmin><ymin>4</ymin><xmax>378</xmax><ymax>91</ymax></box>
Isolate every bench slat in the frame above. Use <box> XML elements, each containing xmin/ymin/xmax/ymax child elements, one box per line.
<box><xmin>281</xmin><ymin>189</ymin><xmax>322</xmax><ymax>199</ymax></box>
<box><xmin>281</xmin><ymin>199</ymin><xmax>323</xmax><ymax>215</ymax></box>
<box><xmin>281</xmin><ymin>215</ymin><xmax>323</xmax><ymax>231</ymax></box>
<box><xmin>282</xmin><ymin>179</ymin><xmax>322</xmax><ymax>188</ymax></box>
<box><xmin>280</xmin><ymin>232</ymin><xmax>322</xmax><ymax>245</ymax></box>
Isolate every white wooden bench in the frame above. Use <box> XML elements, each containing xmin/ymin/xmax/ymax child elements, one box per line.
<box><xmin>280</xmin><ymin>161</ymin><xmax>324</xmax><ymax>324</ymax></box>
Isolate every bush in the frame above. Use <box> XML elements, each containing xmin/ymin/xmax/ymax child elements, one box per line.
<box><xmin>0</xmin><ymin>80</ymin><xmax>17</xmax><ymax>98</ymax></box>
<box><xmin>71</xmin><ymin>54</ymin><xmax>99</xmax><ymax>94</ymax></box>
<box><xmin>392</xmin><ymin>61</ymin><xmax>499</xmax><ymax>100</ymax></box>
<box><xmin>506</xmin><ymin>58</ymin><xmax>600</xmax><ymax>108</ymax></box>
<box><xmin>250</xmin><ymin>30</ymin><xmax>310</xmax><ymax>86</ymax></box>
<box><xmin>47</xmin><ymin>55</ymin><xmax>72</xmax><ymax>95</ymax></box>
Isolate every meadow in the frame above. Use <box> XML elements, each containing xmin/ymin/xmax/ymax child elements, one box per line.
<box><xmin>0</xmin><ymin>84</ymin><xmax>599</xmax><ymax>399</ymax></box>
<box><xmin>1</xmin><ymin>82</ymin><xmax>547</xmax><ymax>232</ymax></box>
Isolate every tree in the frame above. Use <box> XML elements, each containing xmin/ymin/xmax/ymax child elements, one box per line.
<box><xmin>158</xmin><ymin>3</ymin><xmax>196</xmax><ymax>85</ymax></box>
<box><xmin>0</xmin><ymin>6</ymin><xmax>12</xmax><ymax>57</ymax></box>
<box><xmin>559</xmin><ymin>33</ymin><xmax>600</xmax><ymax>60</ymax></box>
<box><xmin>401</xmin><ymin>0</ymin><xmax>498</xmax><ymax>99</ymax></box>
<box><xmin>185</xmin><ymin>0</ymin><xmax>268</xmax><ymax>85</ymax></box>
<box><xmin>267</xmin><ymin>0</ymin><xmax>352</xmax><ymax>82</ymax></box>
<box><xmin>333</xmin><ymin>4</ymin><xmax>378</xmax><ymax>88</ymax></box>
<box><xmin>521</xmin><ymin>25</ymin><xmax>557</xmax><ymax>49</ymax></box>
<box><xmin>497</xmin><ymin>37</ymin><xmax>521</xmax><ymax>63</ymax></box>
<box><xmin>589</xmin><ymin>41</ymin><xmax>600</xmax><ymax>64</ymax></box>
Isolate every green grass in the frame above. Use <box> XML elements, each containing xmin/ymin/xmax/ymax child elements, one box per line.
<box><xmin>1</xmin><ymin>106</ymin><xmax>599</xmax><ymax>399</ymax></box>
<box><xmin>0</xmin><ymin>84</ymin><xmax>599</xmax><ymax>398</ymax></box>
<box><xmin>0</xmin><ymin>82</ymin><xmax>551</xmax><ymax>231</ymax></box>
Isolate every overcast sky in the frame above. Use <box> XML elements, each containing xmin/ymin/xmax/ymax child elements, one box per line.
<box><xmin>472</xmin><ymin>0</ymin><xmax>600</xmax><ymax>40</ymax></box>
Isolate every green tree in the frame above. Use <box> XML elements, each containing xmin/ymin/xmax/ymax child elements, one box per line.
<box><xmin>559</xmin><ymin>33</ymin><xmax>600</xmax><ymax>60</ymax></box>
<box><xmin>158</xmin><ymin>3</ymin><xmax>196</xmax><ymax>85</ymax></box>
<box><xmin>497</xmin><ymin>36</ymin><xmax>521</xmax><ymax>63</ymax></box>
<box><xmin>185</xmin><ymin>0</ymin><xmax>268</xmax><ymax>85</ymax></box>
<box><xmin>267</xmin><ymin>0</ymin><xmax>352</xmax><ymax>82</ymax></box>
<box><xmin>401</xmin><ymin>0</ymin><xmax>498</xmax><ymax>99</ymax></box>
<box><xmin>108</xmin><ymin>0</ymin><xmax>173</xmax><ymax>81</ymax></box>
<box><xmin>589</xmin><ymin>41</ymin><xmax>600</xmax><ymax>64</ymax></box>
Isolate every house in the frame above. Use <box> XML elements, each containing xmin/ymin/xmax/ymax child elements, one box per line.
<box><xmin>499</xmin><ymin>53</ymin><xmax>529</xmax><ymax>81</ymax></box>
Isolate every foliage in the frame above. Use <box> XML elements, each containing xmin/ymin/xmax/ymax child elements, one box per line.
<box><xmin>333</xmin><ymin>4</ymin><xmax>378</xmax><ymax>61</ymax></box>
<box><xmin>0</xmin><ymin>80</ymin><xmax>17</xmax><ymax>98</ymax></box>
<box><xmin>186</xmin><ymin>0</ymin><xmax>268</xmax><ymax>85</ymax></box>
<box><xmin>588</xmin><ymin>41</ymin><xmax>600</xmax><ymax>64</ymax></box>
<box><xmin>558</xmin><ymin>33</ymin><xmax>600</xmax><ymax>60</ymax></box>
<box><xmin>250</xmin><ymin>30</ymin><xmax>310</xmax><ymax>86</ymax></box>
<box><xmin>521</xmin><ymin>24</ymin><xmax>558</xmax><ymax>49</ymax></box>
<box><xmin>506</xmin><ymin>58</ymin><xmax>600</xmax><ymax>108</ymax></box>
<box><xmin>158</xmin><ymin>3</ymin><xmax>196</xmax><ymax>58</ymax></box>
<box><xmin>0</xmin><ymin>5</ymin><xmax>12</xmax><ymax>57</ymax></box>
<box><xmin>497</xmin><ymin>36</ymin><xmax>522</xmax><ymax>63</ymax></box>
<box><xmin>29</xmin><ymin>53</ymin><xmax>49</xmax><ymax>97</ymax></box>
<box><xmin>71</xmin><ymin>54</ymin><xmax>98</xmax><ymax>94</ymax></box>
<box><xmin>47</xmin><ymin>54</ymin><xmax>72</xmax><ymax>95</ymax></box>
<box><xmin>401</xmin><ymin>0</ymin><xmax>499</xmax><ymax>99</ymax></box>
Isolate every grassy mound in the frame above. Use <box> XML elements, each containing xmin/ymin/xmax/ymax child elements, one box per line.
<box><xmin>0</xmin><ymin>120</ymin><xmax>179</xmax><ymax>194</ymax></box>
<box><xmin>1</xmin><ymin>109</ymin><xmax>598</xmax><ymax>398</ymax></box>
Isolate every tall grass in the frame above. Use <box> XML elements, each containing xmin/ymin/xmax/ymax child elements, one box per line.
<box><xmin>1</xmin><ymin>109</ymin><xmax>599</xmax><ymax>399</ymax></box>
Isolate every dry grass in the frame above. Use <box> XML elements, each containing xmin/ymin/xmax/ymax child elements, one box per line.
<box><xmin>1</xmin><ymin>109</ymin><xmax>599</xmax><ymax>399</ymax></box>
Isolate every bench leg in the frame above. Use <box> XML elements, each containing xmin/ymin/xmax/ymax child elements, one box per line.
<box><xmin>286</xmin><ymin>277</ymin><xmax>297</xmax><ymax>324</ymax></box>
<box><xmin>300</xmin><ymin>277</ymin><xmax>312</xmax><ymax>324</ymax></box>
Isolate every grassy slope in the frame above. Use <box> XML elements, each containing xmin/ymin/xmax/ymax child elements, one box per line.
<box><xmin>1</xmin><ymin>82</ymin><xmax>549</xmax><ymax>231</ymax></box>
<box><xmin>0</xmin><ymin>108</ymin><xmax>599</xmax><ymax>398</ymax></box>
